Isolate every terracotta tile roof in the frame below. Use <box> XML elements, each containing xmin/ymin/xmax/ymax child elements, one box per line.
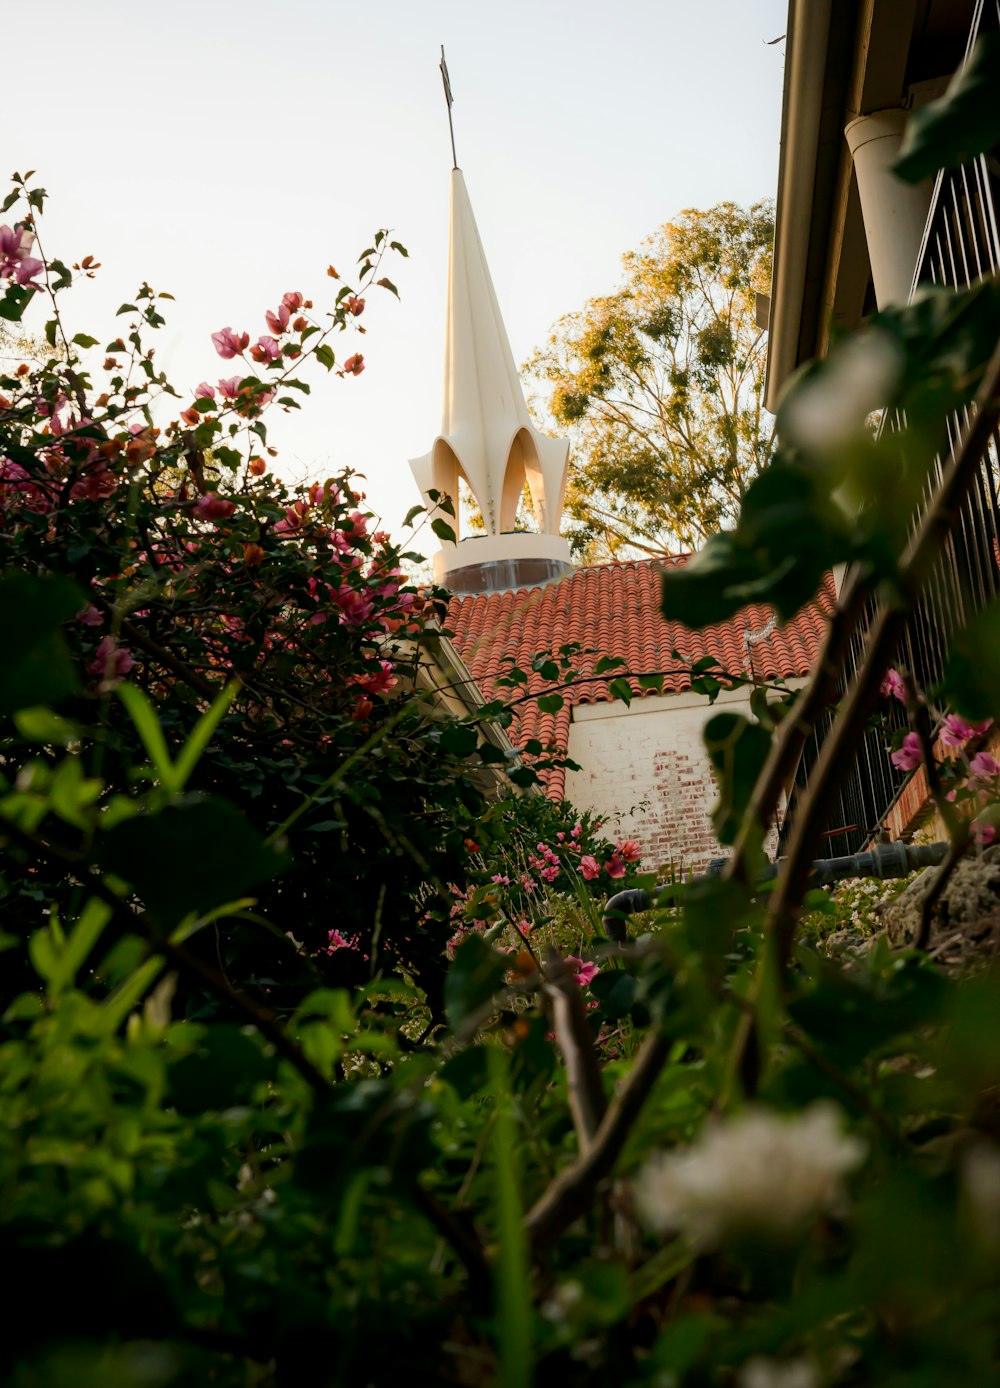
<box><xmin>446</xmin><ymin>558</ymin><xmax>836</xmax><ymax>800</ymax></box>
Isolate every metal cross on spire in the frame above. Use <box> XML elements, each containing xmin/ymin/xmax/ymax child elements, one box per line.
<box><xmin>439</xmin><ymin>46</ymin><xmax>458</xmax><ymax>169</ymax></box>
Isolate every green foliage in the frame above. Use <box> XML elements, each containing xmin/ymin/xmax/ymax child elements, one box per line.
<box><xmin>5</xmin><ymin>112</ymin><xmax>1000</xmax><ymax>1388</ymax></box>
<box><xmin>895</xmin><ymin>32</ymin><xmax>1000</xmax><ymax>183</ymax></box>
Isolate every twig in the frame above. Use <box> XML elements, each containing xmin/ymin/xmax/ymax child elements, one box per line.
<box><xmin>916</xmin><ymin>828</ymin><xmax>972</xmax><ymax>950</ymax></box>
<box><xmin>542</xmin><ymin>950</ymin><xmax>607</xmax><ymax>1151</ymax></box>
<box><xmin>524</xmin><ymin>1028</ymin><xmax>672</xmax><ymax>1252</ymax></box>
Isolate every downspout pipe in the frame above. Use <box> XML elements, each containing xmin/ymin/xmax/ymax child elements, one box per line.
<box><xmin>601</xmin><ymin>840</ymin><xmax>948</xmax><ymax>943</ymax></box>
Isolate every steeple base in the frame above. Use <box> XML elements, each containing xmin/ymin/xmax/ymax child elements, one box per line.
<box><xmin>436</xmin><ymin>532</ymin><xmax>574</xmax><ymax>594</ymax></box>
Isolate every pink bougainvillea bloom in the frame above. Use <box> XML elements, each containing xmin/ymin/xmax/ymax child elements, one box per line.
<box><xmin>345</xmin><ymin>295</ymin><xmax>365</xmax><ymax>317</ymax></box>
<box><xmin>249</xmin><ymin>456</ymin><xmax>266</xmax><ymax>476</ymax></box>
<box><xmin>605</xmin><ymin>852</ymin><xmax>626</xmax><ymax>880</ymax></box>
<box><xmin>343</xmin><ymin>353</ymin><xmax>365</xmax><ymax>376</ymax></box>
<box><xmin>87</xmin><ymin>636</ymin><xmax>135</xmax><ymax>687</ymax></box>
<box><xmin>211</xmin><ymin>327</ymin><xmax>249</xmax><ymax>359</ymax></box>
<box><xmin>75</xmin><ymin>604</ymin><xmax>103</xmax><ymax>627</ymax></box>
<box><xmin>195</xmin><ymin>381</ymin><xmax>216</xmax><ymax>400</ymax></box>
<box><xmin>973</xmin><ymin>821</ymin><xmax>997</xmax><ymax>847</ymax></box>
<box><xmin>579</xmin><ymin>855</ymin><xmax>600</xmax><ymax>881</ymax></box>
<box><xmin>940</xmin><ymin>714</ymin><xmax>992</xmax><ymax>750</ymax></box>
<box><xmin>180</xmin><ymin>407</ymin><xmax>200</xmax><ymax>426</ymax></box>
<box><xmin>14</xmin><ymin>256</ymin><xmax>44</xmax><ymax>287</ymax></box>
<box><xmin>619</xmin><ymin>839</ymin><xmax>642</xmax><ymax>863</ymax></box>
<box><xmin>282</xmin><ymin>290</ymin><xmax>304</xmax><ymax>312</ymax></box>
<box><xmin>265</xmin><ymin>303</ymin><xmax>290</xmax><ymax>335</ymax></box>
<box><xmin>890</xmin><ymin>731</ymin><xmax>923</xmax><ymax>772</ymax></box>
<box><xmin>250</xmin><ymin>335</ymin><xmax>281</xmax><ymax>363</ymax></box>
<box><xmin>880</xmin><ymin>668</ymin><xmax>906</xmax><ymax>702</ymax></box>
<box><xmin>969</xmin><ymin>751</ymin><xmax>1000</xmax><ymax>779</ymax></box>
<box><xmin>217</xmin><ymin>376</ymin><xmax>243</xmax><ymax>400</ymax></box>
<box><xmin>564</xmin><ymin>956</ymin><xmax>600</xmax><ymax>989</ymax></box>
<box><xmin>195</xmin><ymin>492</ymin><xmax>236</xmax><ymax>522</ymax></box>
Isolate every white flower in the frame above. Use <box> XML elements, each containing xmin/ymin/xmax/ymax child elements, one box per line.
<box><xmin>634</xmin><ymin>1102</ymin><xmax>867</xmax><ymax>1247</ymax></box>
<box><xmin>738</xmin><ymin>1357</ymin><xmax>818</xmax><ymax>1388</ymax></box>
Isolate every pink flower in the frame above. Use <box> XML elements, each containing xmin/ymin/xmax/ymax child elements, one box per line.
<box><xmin>880</xmin><ymin>668</ymin><xmax>906</xmax><ymax>702</ymax></box>
<box><xmin>282</xmin><ymin>290</ymin><xmax>304</xmax><ymax>311</ymax></box>
<box><xmin>217</xmin><ymin>376</ymin><xmax>243</xmax><ymax>400</ymax></box>
<box><xmin>579</xmin><ymin>855</ymin><xmax>600</xmax><ymax>881</ymax></box>
<box><xmin>891</xmin><ymin>731</ymin><xmax>923</xmax><ymax>772</ymax></box>
<box><xmin>605</xmin><ymin>852</ymin><xmax>626</xmax><ymax>880</ymax></box>
<box><xmin>87</xmin><ymin>636</ymin><xmax>135</xmax><ymax>688</ymax></box>
<box><xmin>211</xmin><ymin>327</ymin><xmax>249</xmax><ymax>359</ymax></box>
<box><xmin>250</xmin><ymin>335</ymin><xmax>281</xmax><ymax>363</ymax></box>
<box><xmin>940</xmin><ymin>714</ymin><xmax>992</xmax><ymax>750</ymax></box>
<box><xmin>618</xmin><ymin>839</ymin><xmax>642</xmax><ymax>863</ymax></box>
<box><xmin>969</xmin><ymin>751</ymin><xmax>1000</xmax><ymax>779</ymax></box>
<box><xmin>343</xmin><ymin>353</ymin><xmax>365</xmax><ymax>376</ymax></box>
<box><xmin>195</xmin><ymin>492</ymin><xmax>236</xmax><ymax>522</ymax></box>
<box><xmin>564</xmin><ymin>956</ymin><xmax>600</xmax><ymax>990</ymax></box>
<box><xmin>14</xmin><ymin>256</ymin><xmax>44</xmax><ymax>287</ymax></box>
<box><xmin>335</xmin><ymin>587</ymin><xmax>375</xmax><ymax>625</ymax></box>
<box><xmin>973</xmin><ymin>820</ymin><xmax>997</xmax><ymax>847</ymax></box>
<box><xmin>76</xmin><ymin>604</ymin><xmax>103</xmax><ymax>627</ymax></box>
<box><xmin>345</xmin><ymin>509</ymin><xmax>369</xmax><ymax>539</ymax></box>
<box><xmin>265</xmin><ymin>303</ymin><xmax>290</xmax><ymax>335</ymax></box>
<box><xmin>0</xmin><ymin>224</ymin><xmax>42</xmax><ymax>284</ymax></box>
<box><xmin>196</xmin><ymin>381</ymin><xmax>216</xmax><ymax>400</ymax></box>
<box><xmin>541</xmin><ymin>864</ymin><xmax>560</xmax><ymax>882</ymax></box>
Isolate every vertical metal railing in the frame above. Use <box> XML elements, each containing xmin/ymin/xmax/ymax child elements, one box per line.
<box><xmin>781</xmin><ymin>1</ymin><xmax>1000</xmax><ymax>856</ymax></box>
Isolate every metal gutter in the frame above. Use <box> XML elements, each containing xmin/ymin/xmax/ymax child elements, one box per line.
<box><xmin>764</xmin><ymin>0</ymin><xmax>834</xmax><ymax>412</ymax></box>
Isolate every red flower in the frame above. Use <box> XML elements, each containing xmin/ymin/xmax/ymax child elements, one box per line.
<box><xmin>195</xmin><ymin>493</ymin><xmax>236</xmax><ymax>522</ymax></box>
<box><xmin>343</xmin><ymin>353</ymin><xmax>365</xmax><ymax>376</ymax></box>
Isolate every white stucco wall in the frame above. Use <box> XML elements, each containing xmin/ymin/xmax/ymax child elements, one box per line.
<box><xmin>563</xmin><ymin>683</ymin><xmax>802</xmax><ymax>875</ymax></box>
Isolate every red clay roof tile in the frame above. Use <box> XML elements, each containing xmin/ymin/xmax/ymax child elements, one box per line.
<box><xmin>447</xmin><ymin>557</ymin><xmax>835</xmax><ymax>800</ymax></box>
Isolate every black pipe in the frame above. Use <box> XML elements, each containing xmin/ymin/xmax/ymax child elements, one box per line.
<box><xmin>601</xmin><ymin>840</ymin><xmax>948</xmax><ymax>943</ymax></box>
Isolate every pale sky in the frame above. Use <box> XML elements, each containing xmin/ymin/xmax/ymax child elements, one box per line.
<box><xmin>15</xmin><ymin>0</ymin><xmax>787</xmax><ymax>549</ymax></box>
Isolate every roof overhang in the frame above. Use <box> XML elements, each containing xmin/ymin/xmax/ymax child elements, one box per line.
<box><xmin>764</xmin><ymin>0</ymin><xmax>975</xmax><ymax>411</ymax></box>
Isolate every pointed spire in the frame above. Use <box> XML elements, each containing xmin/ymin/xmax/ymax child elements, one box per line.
<box><xmin>410</xmin><ymin>169</ymin><xmax>572</xmax><ymax>592</ymax></box>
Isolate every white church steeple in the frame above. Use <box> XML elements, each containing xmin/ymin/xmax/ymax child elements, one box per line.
<box><xmin>409</xmin><ymin>167</ymin><xmax>574</xmax><ymax>593</ymax></box>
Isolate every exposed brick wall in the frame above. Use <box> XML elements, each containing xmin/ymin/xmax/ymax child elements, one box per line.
<box><xmin>563</xmin><ymin>690</ymin><xmax>780</xmax><ymax>876</ymax></box>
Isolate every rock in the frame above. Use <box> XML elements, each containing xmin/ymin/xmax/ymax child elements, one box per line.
<box><xmin>878</xmin><ymin>845</ymin><xmax>1000</xmax><ymax>952</ymax></box>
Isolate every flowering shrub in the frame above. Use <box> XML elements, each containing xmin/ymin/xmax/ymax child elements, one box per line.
<box><xmin>4</xmin><ymin>57</ymin><xmax>1000</xmax><ymax>1388</ymax></box>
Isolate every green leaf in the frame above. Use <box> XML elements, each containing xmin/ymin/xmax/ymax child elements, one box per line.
<box><xmin>703</xmin><ymin>711</ymin><xmax>772</xmax><ymax>845</ymax></box>
<box><xmin>168</xmin><ymin>1025</ymin><xmax>273</xmax><ymax>1114</ymax></box>
<box><xmin>0</xmin><ymin>284</ymin><xmax>35</xmax><ymax>322</ymax></box>
<box><xmin>608</xmin><ymin>677</ymin><xmax>633</xmax><ymax>706</ymax></box>
<box><xmin>390</xmin><ymin>240</ymin><xmax>409</xmax><ymax>256</ymax></box>
<box><xmin>431</xmin><ymin>518</ymin><xmax>457</xmax><ymax>544</ymax></box>
<box><xmin>101</xmin><ymin>796</ymin><xmax>289</xmax><ymax>928</ymax></box>
<box><xmin>595</xmin><ymin>655</ymin><xmax>627</xmax><ymax>674</ymax></box>
<box><xmin>0</xmin><ymin>572</ymin><xmax>83</xmax><ymax>714</ymax></box>
<box><xmin>118</xmin><ymin>683</ymin><xmax>175</xmax><ymax>788</ymax></box>
<box><xmin>13</xmin><ymin>707</ymin><xmax>80</xmax><ymax>745</ymax></box>
<box><xmin>402</xmin><ymin>504</ymin><xmax>424</xmax><ymax>527</ymax></box>
<box><xmin>445</xmin><ymin>933</ymin><xmax>509</xmax><ymax>1030</ymax></box>
<box><xmin>1</xmin><ymin>189</ymin><xmax>18</xmax><ymax>213</ymax></box>
<box><xmin>71</xmin><ymin>333</ymin><xmax>99</xmax><ymax>349</ymax></box>
<box><xmin>172</xmin><ymin>680</ymin><xmax>239</xmax><ymax>790</ymax></box>
<box><xmin>638</xmin><ymin>673</ymin><xmax>664</xmax><ymax>693</ymax></box>
<box><xmin>942</xmin><ymin>596</ymin><xmax>1000</xmax><ymax>721</ymax></box>
<box><xmin>28</xmin><ymin>898</ymin><xmax>112</xmax><ymax>995</ymax></box>
<box><xmin>439</xmin><ymin>722</ymin><xmax>479</xmax><ymax>757</ymax></box>
<box><xmin>315</xmin><ymin>343</ymin><xmax>335</xmax><ymax>371</ymax></box>
<box><xmin>895</xmin><ymin>33</ymin><xmax>1000</xmax><ymax>183</ymax></box>
<box><xmin>116</xmin><ymin>303</ymin><xmax>138</xmax><ymax>315</ymax></box>
<box><xmin>537</xmin><ymin>693</ymin><xmax>564</xmax><ymax>714</ymax></box>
